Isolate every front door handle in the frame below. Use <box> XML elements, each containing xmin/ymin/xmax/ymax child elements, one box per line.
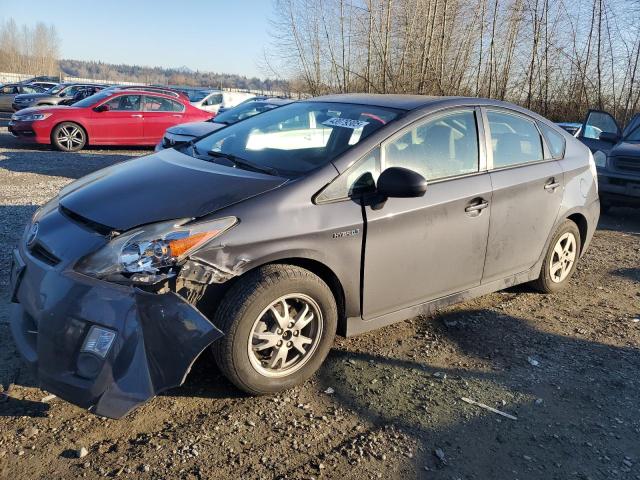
<box><xmin>465</xmin><ymin>199</ymin><xmax>489</xmax><ymax>215</ymax></box>
<box><xmin>544</xmin><ymin>178</ymin><xmax>561</xmax><ymax>192</ymax></box>
<box><xmin>131</xmin><ymin>114</ymin><xmax>143</xmax><ymax>118</ymax></box>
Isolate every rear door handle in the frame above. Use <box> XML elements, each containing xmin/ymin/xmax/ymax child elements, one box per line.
<box><xmin>131</xmin><ymin>114</ymin><xmax>143</xmax><ymax>118</ymax></box>
<box><xmin>544</xmin><ymin>179</ymin><xmax>561</xmax><ymax>191</ymax></box>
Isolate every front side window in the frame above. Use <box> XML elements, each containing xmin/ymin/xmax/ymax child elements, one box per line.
<box><xmin>21</xmin><ymin>86</ymin><xmax>39</xmax><ymax>94</ymax></box>
<box><xmin>143</xmin><ymin>95</ymin><xmax>183</xmax><ymax>112</ymax></box>
<box><xmin>384</xmin><ymin>109</ymin><xmax>479</xmax><ymax>180</ymax></box>
<box><xmin>191</xmin><ymin>102</ymin><xmax>401</xmax><ymax>177</ymax></box>
<box><xmin>487</xmin><ymin>110</ymin><xmax>543</xmax><ymax>167</ymax></box>
<box><xmin>103</xmin><ymin>94</ymin><xmax>142</xmax><ymax>111</ymax></box>
<box><xmin>205</xmin><ymin>93</ymin><xmax>224</xmax><ymax>106</ymax></box>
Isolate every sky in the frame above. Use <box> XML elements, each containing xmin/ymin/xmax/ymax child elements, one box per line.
<box><xmin>3</xmin><ymin>0</ymin><xmax>274</xmax><ymax>78</ymax></box>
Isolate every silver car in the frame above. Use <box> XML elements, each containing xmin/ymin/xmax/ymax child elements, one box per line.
<box><xmin>10</xmin><ymin>94</ymin><xmax>599</xmax><ymax>418</ymax></box>
<box><xmin>0</xmin><ymin>83</ymin><xmax>44</xmax><ymax>111</ymax></box>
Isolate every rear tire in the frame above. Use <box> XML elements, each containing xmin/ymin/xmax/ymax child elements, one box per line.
<box><xmin>51</xmin><ymin>122</ymin><xmax>86</xmax><ymax>152</ymax></box>
<box><xmin>211</xmin><ymin>265</ymin><xmax>337</xmax><ymax>394</ymax></box>
<box><xmin>532</xmin><ymin>220</ymin><xmax>581</xmax><ymax>293</ymax></box>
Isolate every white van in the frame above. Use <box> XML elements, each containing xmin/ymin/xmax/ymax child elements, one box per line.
<box><xmin>189</xmin><ymin>90</ymin><xmax>256</xmax><ymax>114</ymax></box>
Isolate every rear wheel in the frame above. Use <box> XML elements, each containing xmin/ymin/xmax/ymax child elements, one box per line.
<box><xmin>51</xmin><ymin>122</ymin><xmax>86</xmax><ymax>152</ymax></box>
<box><xmin>532</xmin><ymin>220</ymin><xmax>581</xmax><ymax>293</ymax></box>
<box><xmin>211</xmin><ymin>265</ymin><xmax>337</xmax><ymax>394</ymax></box>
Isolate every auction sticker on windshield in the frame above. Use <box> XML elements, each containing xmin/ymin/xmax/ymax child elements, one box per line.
<box><xmin>322</xmin><ymin>118</ymin><xmax>369</xmax><ymax>129</ymax></box>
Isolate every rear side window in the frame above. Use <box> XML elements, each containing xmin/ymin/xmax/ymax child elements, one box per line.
<box><xmin>487</xmin><ymin>110</ymin><xmax>543</xmax><ymax>168</ymax></box>
<box><xmin>205</xmin><ymin>94</ymin><xmax>223</xmax><ymax>106</ymax></box>
<box><xmin>143</xmin><ymin>96</ymin><xmax>184</xmax><ymax>112</ymax></box>
<box><xmin>538</xmin><ymin>123</ymin><xmax>566</xmax><ymax>159</ymax></box>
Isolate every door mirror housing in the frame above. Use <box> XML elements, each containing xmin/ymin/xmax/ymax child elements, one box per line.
<box><xmin>376</xmin><ymin>167</ymin><xmax>427</xmax><ymax>198</ymax></box>
<box><xmin>94</xmin><ymin>104</ymin><xmax>110</xmax><ymax>112</ymax></box>
<box><xmin>598</xmin><ymin>131</ymin><xmax>620</xmax><ymax>143</ymax></box>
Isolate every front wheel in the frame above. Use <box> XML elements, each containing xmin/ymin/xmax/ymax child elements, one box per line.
<box><xmin>532</xmin><ymin>220</ymin><xmax>581</xmax><ymax>293</ymax></box>
<box><xmin>51</xmin><ymin>122</ymin><xmax>86</xmax><ymax>152</ymax></box>
<box><xmin>211</xmin><ymin>265</ymin><xmax>337</xmax><ymax>394</ymax></box>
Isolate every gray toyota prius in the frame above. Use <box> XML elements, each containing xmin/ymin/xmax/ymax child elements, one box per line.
<box><xmin>9</xmin><ymin>94</ymin><xmax>600</xmax><ymax>418</ymax></box>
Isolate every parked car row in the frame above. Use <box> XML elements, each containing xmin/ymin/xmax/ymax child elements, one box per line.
<box><xmin>559</xmin><ymin>110</ymin><xmax>640</xmax><ymax>211</ymax></box>
<box><xmin>9</xmin><ymin>87</ymin><xmax>212</xmax><ymax>150</ymax></box>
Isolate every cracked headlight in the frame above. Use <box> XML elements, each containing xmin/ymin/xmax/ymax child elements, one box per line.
<box><xmin>76</xmin><ymin>217</ymin><xmax>237</xmax><ymax>282</ymax></box>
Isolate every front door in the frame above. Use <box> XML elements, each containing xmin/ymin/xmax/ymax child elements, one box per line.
<box><xmin>481</xmin><ymin>108</ymin><xmax>564</xmax><ymax>283</ymax></box>
<box><xmin>91</xmin><ymin>94</ymin><xmax>143</xmax><ymax>144</ymax></box>
<box><xmin>362</xmin><ymin>108</ymin><xmax>492</xmax><ymax>319</ymax></box>
<box><xmin>578</xmin><ymin>109</ymin><xmax>622</xmax><ymax>154</ymax></box>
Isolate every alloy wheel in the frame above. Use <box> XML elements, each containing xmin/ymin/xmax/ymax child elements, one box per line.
<box><xmin>247</xmin><ymin>294</ymin><xmax>323</xmax><ymax>378</ymax></box>
<box><xmin>57</xmin><ymin>125</ymin><xmax>84</xmax><ymax>150</ymax></box>
<box><xmin>549</xmin><ymin>232</ymin><xmax>577</xmax><ymax>283</ymax></box>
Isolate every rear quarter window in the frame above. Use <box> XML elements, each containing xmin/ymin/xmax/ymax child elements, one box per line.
<box><xmin>538</xmin><ymin>122</ymin><xmax>566</xmax><ymax>159</ymax></box>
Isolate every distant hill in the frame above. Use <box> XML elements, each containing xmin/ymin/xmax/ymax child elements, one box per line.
<box><xmin>59</xmin><ymin>59</ymin><xmax>289</xmax><ymax>92</ymax></box>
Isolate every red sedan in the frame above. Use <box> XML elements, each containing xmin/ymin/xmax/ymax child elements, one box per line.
<box><xmin>8</xmin><ymin>88</ymin><xmax>212</xmax><ymax>151</ymax></box>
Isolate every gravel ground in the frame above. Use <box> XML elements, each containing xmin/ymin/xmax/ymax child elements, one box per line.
<box><xmin>0</xmin><ymin>128</ymin><xmax>639</xmax><ymax>480</ymax></box>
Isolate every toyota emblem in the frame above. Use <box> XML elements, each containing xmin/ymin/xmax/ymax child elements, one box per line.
<box><xmin>26</xmin><ymin>222</ymin><xmax>39</xmax><ymax>246</ymax></box>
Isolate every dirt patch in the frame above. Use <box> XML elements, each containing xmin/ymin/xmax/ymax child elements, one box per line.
<box><xmin>0</xmin><ymin>129</ymin><xmax>638</xmax><ymax>479</ymax></box>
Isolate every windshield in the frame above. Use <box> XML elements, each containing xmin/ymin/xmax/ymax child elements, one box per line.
<box><xmin>47</xmin><ymin>84</ymin><xmax>66</xmax><ymax>94</ymax></box>
<box><xmin>215</xmin><ymin>101</ymin><xmax>283</xmax><ymax>125</ymax></box>
<box><xmin>187</xmin><ymin>90</ymin><xmax>214</xmax><ymax>102</ymax></box>
<box><xmin>72</xmin><ymin>90</ymin><xmax>113</xmax><ymax>108</ymax></box>
<box><xmin>626</xmin><ymin>126</ymin><xmax>640</xmax><ymax>141</ymax></box>
<box><xmin>191</xmin><ymin>101</ymin><xmax>403</xmax><ymax>177</ymax></box>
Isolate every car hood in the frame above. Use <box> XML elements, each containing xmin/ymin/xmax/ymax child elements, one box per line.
<box><xmin>165</xmin><ymin>120</ymin><xmax>223</xmax><ymax>138</ymax></box>
<box><xmin>58</xmin><ymin>148</ymin><xmax>287</xmax><ymax>231</ymax></box>
<box><xmin>15</xmin><ymin>105</ymin><xmax>76</xmax><ymax>115</ymax></box>
<box><xmin>609</xmin><ymin>141</ymin><xmax>640</xmax><ymax>158</ymax></box>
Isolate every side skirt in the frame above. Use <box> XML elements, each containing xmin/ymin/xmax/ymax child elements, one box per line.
<box><xmin>344</xmin><ymin>269</ymin><xmax>536</xmax><ymax>337</ymax></box>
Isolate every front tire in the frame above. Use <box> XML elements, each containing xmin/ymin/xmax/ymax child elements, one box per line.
<box><xmin>211</xmin><ymin>265</ymin><xmax>337</xmax><ymax>394</ymax></box>
<box><xmin>532</xmin><ymin>220</ymin><xmax>581</xmax><ymax>293</ymax></box>
<box><xmin>51</xmin><ymin>122</ymin><xmax>86</xmax><ymax>152</ymax></box>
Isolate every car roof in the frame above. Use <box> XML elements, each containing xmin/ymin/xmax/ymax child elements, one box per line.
<box><xmin>107</xmin><ymin>88</ymin><xmax>185</xmax><ymax>100</ymax></box>
<box><xmin>304</xmin><ymin>94</ymin><xmax>547</xmax><ymax>114</ymax></box>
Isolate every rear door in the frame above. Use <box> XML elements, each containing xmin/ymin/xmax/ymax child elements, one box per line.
<box><xmin>361</xmin><ymin>108</ymin><xmax>492</xmax><ymax>319</ymax></box>
<box><xmin>481</xmin><ymin>108</ymin><xmax>563</xmax><ymax>283</ymax></box>
<box><xmin>91</xmin><ymin>94</ymin><xmax>143</xmax><ymax>144</ymax></box>
<box><xmin>142</xmin><ymin>95</ymin><xmax>185</xmax><ymax>143</ymax></box>
<box><xmin>578</xmin><ymin>109</ymin><xmax>622</xmax><ymax>154</ymax></box>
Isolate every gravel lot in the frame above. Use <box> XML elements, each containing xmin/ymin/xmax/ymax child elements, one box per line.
<box><xmin>0</xmin><ymin>128</ymin><xmax>639</xmax><ymax>480</ymax></box>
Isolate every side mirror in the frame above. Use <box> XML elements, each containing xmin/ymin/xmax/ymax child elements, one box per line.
<box><xmin>377</xmin><ymin>167</ymin><xmax>427</xmax><ymax>198</ymax></box>
<box><xmin>94</xmin><ymin>104</ymin><xmax>110</xmax><ymax>112</ymax></box>
<box><xmin>598</xmin><ymin>131</ymin><xmax>620</xmax><ymax>143</ymax></box>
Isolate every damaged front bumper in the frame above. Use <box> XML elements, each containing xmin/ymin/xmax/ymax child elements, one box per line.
<box><xmin>9</xmin><ymin>238</ymin><xmax>223</xmax><ymax>419</ymax></box>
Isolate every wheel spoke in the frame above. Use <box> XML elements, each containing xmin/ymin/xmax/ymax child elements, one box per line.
<box><xmin>294</xmin><ymin>304</ymin><xmax>314</xmax><ymax>330</ymax></box>
<box><xmin>551</xmin><ymin>261</ymin><xmax>563</xmax><ymax>276</ymax></box>
<box><xmin>268</xmin><ymin>344</ymin><xmax>289</xmax><ymax>370</ymax></box>
<box><xmin>291</xmin><ymin>334</ymin><xmax>312</xmax><ymax>354</ymax></box>
<box><xmin>252</xmin><ymin>331</ymin><xmax>280</xmax><ymax>351</ymax></box>
<box><xmin>269</xmin><ymin>299</ymin><xmax>290</xmax><ymax>330</ymax></box>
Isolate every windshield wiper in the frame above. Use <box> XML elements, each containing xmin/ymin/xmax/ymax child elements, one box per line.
<box><xmin>207</xmin><ymin>151</ymin><xmax>279</xmax><ymax>176</ymax></box>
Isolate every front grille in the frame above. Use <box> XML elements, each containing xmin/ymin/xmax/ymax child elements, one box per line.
<box><xmin>59</xmin><ymin>205</ymin><xmax>115</xmax><ymax>236</ymax></box>
<box><xmin>30</xmin><ymin>242</ymin><xmax>60</xmax><ymax>266</ymax></box>
<box><xmin>612</xmin><ymin>157</ymin><xmax>640</xmax><ymax>176</ymax></box>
